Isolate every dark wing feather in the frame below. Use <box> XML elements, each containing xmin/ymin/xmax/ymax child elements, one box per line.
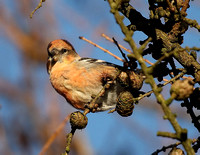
<box><xmin>78</xmin><ymin>57</ymin><xmax>122</xmax><ymax>69</ymax></box>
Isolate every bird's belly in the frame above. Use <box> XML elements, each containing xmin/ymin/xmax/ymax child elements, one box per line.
<box><xmin>64</xmin><ymin>82</ymin><xmax>122</xmax><ymax>111</ymax></box>
<box><xmin>51</xmin><ymin>73</ymin><xmax>122</xmax><ymax>111</ymax></box>
<box><xmin>50</xmin><ymin>62</ymin><xmax>123</xmax><ymax>111</ymax></box>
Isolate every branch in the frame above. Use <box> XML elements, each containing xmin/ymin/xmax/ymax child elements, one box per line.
<box><xmin>181</xmin><ymin>0</ymin><xmax>190</xmax><ymax>13</ymax></box>
<box><xmin>156</xmin><ymin>29</ymin><xmax>200</xmax><ymax>83</ymax></box>
<box><xmin>119</xmin><ymin>2</ymin><xmax>155</xmax><ymax>37</ymax></box>
<box><xmin>157</xmin><ymin>131</ymin><xmax>178</xmax><ymax>139</ymax></box>
<box><xmin>118</xmin><ymin>2</ymin><xmax>200</xmax><ymax>83</ymax></box>
<box><xmin>108</xmin><ymin>0</ymin><xmax>195</xmax><ymax>154</ymax></box>
<box><xmin>30</xmin><ymin>0</ymin><xmax>46</xmax><ymax>18</ymax></box>
<box><xmin>136</xmin><ymin>69</ymin><xmax>187</xmax><ymax>101</ymax></box>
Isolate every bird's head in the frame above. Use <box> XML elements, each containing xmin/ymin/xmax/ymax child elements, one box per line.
<box><xmin>46</xmin><ymin>39</ymin><xmax>78</xmax><ymax>74</ymax></box>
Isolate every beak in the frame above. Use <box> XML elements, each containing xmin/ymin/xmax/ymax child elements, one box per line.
<box><xmin>46</xmin><ymin>57</ymin><xmax>52</xmax><ymax>74</ymax></box>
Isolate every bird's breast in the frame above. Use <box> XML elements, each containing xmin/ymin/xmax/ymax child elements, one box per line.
<box><xmin>49</xmin><ymin>62</ymin><xmax>104</xmax><ymax>109</ymax></box>
<box><xmin>49</xmin><ymin>61</ymin><xmax>123</xmax><ymax>111</ymax></box>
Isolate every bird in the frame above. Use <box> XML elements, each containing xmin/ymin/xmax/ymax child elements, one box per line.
<box><xmin>47</xmin><ymin>39</ymin><xmax>143</xmax><ymax>112</ymax></box>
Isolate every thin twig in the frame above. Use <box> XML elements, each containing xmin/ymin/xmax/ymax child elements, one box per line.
<box><xmin>185</xmin><ymin>46</ymin><xmax>200</xmax><ymax>51</ymax></box>
<box><xmin>151</xmin><ymin>50</ymin><xmax>176</xmax><ymax>69</ymax></box>
<box><xmin>136</xmin><ymin>70</ymin><xmax>187</xmax><ymax>101</ymax></box>
<box><xmin>152</xmin><ymin>141</ymin><xmax>181</xmax><ymax>155</ymax></box>
<box><xmin>79</xmin><ymin>36</ymin><xmax>124</xmax><ymax>62</ymax></box>
<box><xmin>30</xmin><ymin>0</ymin><xmax>46</xmax><ymax>18</ymax></box>
<box><xmin>101</xmin><ymin>34</ymin><xmax>192</xmax><ymax>82</ymax></box>
<box><xmin>39</xmin><ymin>114</ymin><xmax>71</xmax><ymax>155</ymax></box>
<box><xmin>144</xmin><ymin>59</ymin><xmax>153</xmax><ymax>65</ymax></box>
<box><xmin>101</xmin><ymin>33</ymin><xmax>158</xmax><ymax>66</ymax></box>
<box><xmin>101</xmin><ymin>33</ymin><xmax>132</xmax><ymax>53</ymax></box>
<box><xmin>152</xmin><ymin>138</ymin><xmax>198</xmax><ymax>155</ymax></box>
<box><xmin>102</xmin><ymin>34</ymin><xmax>169</xmax><ymax>81</ymax></box>
<box><xmin>112</xmin><ymin>37</ymin><xmax>129</xmax><ymax>63</ymax></box>
<box><xmin>64</xmin><ymin>128</ymin><xmax>76</xmax><ymax>154</ymax></box>
<box><xmin>157</xmin><ymin>131</ymin><xmax>179</xmax><ymax>139</ymax></box>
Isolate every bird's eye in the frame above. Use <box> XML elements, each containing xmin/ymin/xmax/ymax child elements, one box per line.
<box><xmin>62</xmin><ymin>48</ymin><xmax>67</xmax><ymax>53</ymax></box>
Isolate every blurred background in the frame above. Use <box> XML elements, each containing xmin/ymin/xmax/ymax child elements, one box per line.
<box><xmin>0</xmin><ymin>0</ymin><xmax>200</xmax><ymax>155</ymax></box>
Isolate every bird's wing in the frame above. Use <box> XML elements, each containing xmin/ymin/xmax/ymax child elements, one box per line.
<box><xmin>77</xmin><ymin>57</ymin><xmax>122</xmax><ymax>69</ymax></box>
